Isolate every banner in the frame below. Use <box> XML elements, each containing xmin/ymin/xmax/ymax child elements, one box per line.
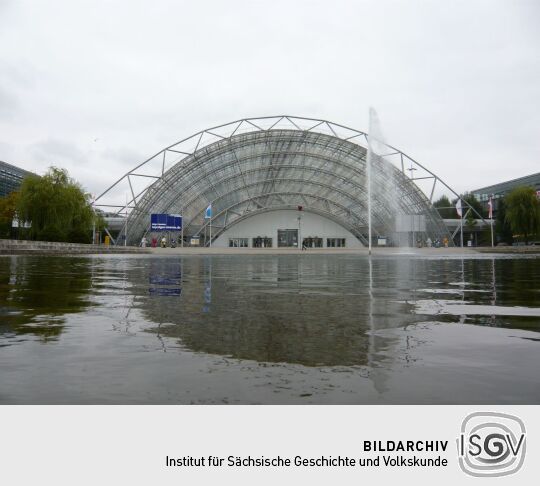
<box><xmin>455</xmin><ymin>199</ymin><xmax>463</xmax><ymax>218</ymax></box>
<box><xmin>151</xmin><ymin>214</ymin><xmax>182</xmax><ymax>231</ymax></box>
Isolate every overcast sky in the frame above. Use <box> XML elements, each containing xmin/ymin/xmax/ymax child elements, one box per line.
<box><xmin>1</xmin><ymin>0</ymin><xmax>539</xmax><ymax>199</ymax></box>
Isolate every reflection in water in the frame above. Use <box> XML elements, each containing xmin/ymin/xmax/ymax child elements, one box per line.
<box><xmin>148</xmin><ymin>260</ymin><xmax>182</xmax><ymax>296</ymax></box>
<box><xmin>0</xmin><ymin>254</ymin><xmax>539</xmax><ymax>404</ymax></box>
<box><xmin>134</xmin><ymin>257</ymin><xmax>415</xmax><ymax>367</ymax></box>
<box><xmin>125</xmin><ymin>255</ymin><xmax>540</xmax><ymax>366</ymax></box>
<box><xmin>2</xmin><ymin>255</ymin><xmax>540</xmax><ymax>355</ymax></box>
<box><xmin>0</xmin><ymin>257</ymin><xmax>93</xmax><ymax>342</ymax></box>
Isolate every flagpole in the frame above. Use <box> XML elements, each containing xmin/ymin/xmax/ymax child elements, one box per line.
<box><xmin>459</xmin><ymin>197</ymin><xmax>463</xmax><ymax>248</ymax></box>
<box><xmin>460</xmin><ymin>212</ymin><xmax>463</xmax><ymax>248</ymax></box>
<box><xmin>205</xmin><ymin>204</ymin><xmax>212</xmax><ymax>248</ymax></box>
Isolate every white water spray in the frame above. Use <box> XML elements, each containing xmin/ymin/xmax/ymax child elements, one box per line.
<box><xmin>366</xmin><ymin>107</ymin><xmax>406</xmax><ymax>251</ymax></box>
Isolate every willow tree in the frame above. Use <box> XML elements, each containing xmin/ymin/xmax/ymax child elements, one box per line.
<box><xmin>504</xmin><ymin>186</ymin><xmax>540</xmax><ymax>244</ymax></box>
<box><xmin>16</xmin><ymin>167</ymin><xmax>95</xmax><ymax>242</ymax></box>
<box><xmin>0</xmin><ymin>191</ymin><xmax>19</xmax><ymax>238</ymax></box>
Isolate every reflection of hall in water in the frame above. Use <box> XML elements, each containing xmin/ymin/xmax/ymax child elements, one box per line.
<box><xmin>134</xmin><ymin>256</ymin><xmax>418</xmax><ymax>372</ymax></box>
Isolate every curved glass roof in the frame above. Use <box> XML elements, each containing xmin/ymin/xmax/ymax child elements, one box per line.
<box><xmin>94</xmin><ymin>116</ymin><xmax>454</xmax><ymax>246</ymax></box>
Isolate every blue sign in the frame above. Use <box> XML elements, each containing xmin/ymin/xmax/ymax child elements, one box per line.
<box><xmin>151</xmin><ymin>214</ymin><xmax>182</xmax><ymax>231</ymax></box>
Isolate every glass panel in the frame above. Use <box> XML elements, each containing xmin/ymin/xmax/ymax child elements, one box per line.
<box><xmin>278</xmin><ymin>229</ymin><xmax>298</xmax><ymax>247</ymax></box>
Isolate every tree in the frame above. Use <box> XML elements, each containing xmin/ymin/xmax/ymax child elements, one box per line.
<box><xmin>435</xmin><ymin>193</ymin><xmax>484</xmax><ymax>220</ymax></box>
<box><xmin>465</xmin><ymin>205</ymin><xmax>477</xmax><ymax>229</ymax></box>
<box><xmin>16</xmin><ymin>167</ymin><xmax>96</xmax><ymax>243</ymax></box>
<box><xmin>495</xmin><ymin>198</ymin><xmax>513</xmax><ymax>245</ymax></box>
<box><xmin>504</xmin><ymin>186</ymin><xmax>540</xmax><ymax>244</ymax></box>
<box><xmin>433</xmin><ymin>195</ymin><xmax>455</xmax><ymax>218</ymax></box>
<box><xmin>461</xmin><ymin>193</ymin><xmax>485</xmax><ymax>218</ymax></box>
<box><xmin>0</xmin><ymin>191</ymin><xmax>20</xmax><ymax>238</ymax></box>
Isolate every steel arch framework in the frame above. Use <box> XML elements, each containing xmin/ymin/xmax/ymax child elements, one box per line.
<box><xmin>93</xmin><ymin>116</ymin><xmax>477</xmax><ymax>246</ymax></box>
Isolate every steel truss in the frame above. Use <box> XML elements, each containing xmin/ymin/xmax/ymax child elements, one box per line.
<box><xmin>93</xmin><ymin>115</ymin><xmax>481</xmax><ymax>246</ymax></box>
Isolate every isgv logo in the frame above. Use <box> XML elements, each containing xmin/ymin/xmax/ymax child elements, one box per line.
<box><xmin>457</xmin><ymin>412</ymin><xmax>526</xmax><ymax>477</ymax></box>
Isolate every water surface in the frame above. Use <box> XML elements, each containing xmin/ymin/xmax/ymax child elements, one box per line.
<box><xmin>1</xmin><ymin>254</ymin><xmax>539</xmax><ymax>404</ymax></box>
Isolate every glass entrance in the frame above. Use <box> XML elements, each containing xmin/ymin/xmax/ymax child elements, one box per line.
<box><xmin>253</xmin><ymin>236</ymin><xmax>273</xmax><ymax>248</ymax></box>
<box><xmin>277</xmin><ymin>229</ymin><xmax>298</xmax><ymax>247</ymax></box>
<box><xmin>302</xmin><ymin>237</ymin><xmax>323</xmax><ymax>248</ymax></box>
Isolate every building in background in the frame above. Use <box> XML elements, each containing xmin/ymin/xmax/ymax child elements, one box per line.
<box><xmin>94</xmin><ymin>116</ymin><xmax>453</xmax><ymax>248</ymax></box>
<box><xmin>0</xmin><ymin>161</ymin><xmax>34</xmax><ymax>197</ymax></box>
<box><xmin>471</xmin><ymin>172</ymin><xmax>540</xmax><ymax>216</ymax></box>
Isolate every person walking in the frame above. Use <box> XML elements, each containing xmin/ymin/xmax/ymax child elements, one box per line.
<box><xmin>141</xmin><ymin>236</ymin><xmax>147</xmax><ymax>248</ymax></box>
<box><xmin>161</xmin><ymin>236</ymin><xmax>167</xmax><ymax>248</ymax></box>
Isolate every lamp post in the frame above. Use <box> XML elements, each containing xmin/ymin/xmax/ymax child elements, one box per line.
<box><xmin>297</xmin><ymin>205</ymin><xmax>303</xmax><ymax>249</ymax></box>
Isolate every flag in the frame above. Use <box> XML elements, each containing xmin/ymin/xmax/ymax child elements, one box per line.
<box><xmin>488</xmin><ymin>197</ymin><xmax>493</xmax><ymax>219</ymax></box>
<box><xmin>455</xmin><ymin>198</ymin><xmax>463</xmax><ymax>218</ymax></box>
<box><xmin>204</xmin><ymin>204</ymin><xmax>212</xmax><ymax>219</ymax></box>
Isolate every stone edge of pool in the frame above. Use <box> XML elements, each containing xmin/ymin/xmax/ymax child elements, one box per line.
<box><xmin>1</xmin><ymin>240</ymin><xmax>539</xmax><ymax>256</ymax></box>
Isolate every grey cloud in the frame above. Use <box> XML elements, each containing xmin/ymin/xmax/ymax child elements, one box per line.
<box><xmin>0</xmin><ymin>87</ymin><xmax>18</xmax><ymax>119</ymax></box>
<box><xmin>0</xmin><ymin>0</ymin><xmax>538</xmax><ymax>196</ymax></box>
<box><xmin>30</xmin><ymin>139</ymin><xmax>88</xmax><ymax>166</ymax></box>
<box><xmin>101</xmin><ymin>147</ymin><xmax>145</xmax><ymax>166</ymax></box>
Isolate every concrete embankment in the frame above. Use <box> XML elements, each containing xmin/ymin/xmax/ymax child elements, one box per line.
<box><xmin>147</xmin><ymin>246</ymin><xmax>480</xmax><ymax>256</ymax></box>
<box><xmin>2</xmin><ymin>241</ymin><xmax>537</xmax><ymax>256</ymax></box>
<box><xmin>474</xmin><ymin>245</ymin><xmax>540</xmax><ymax>254</ymax></box>
<box><xmin>0</xmin><ymin>239</ymin><xmax>150</xmax><ymax>255</ymax></box>
<box><xmin>147</xmin><ymin>246</ymin><xmax>540</xmax><ymax>256</ymax></box>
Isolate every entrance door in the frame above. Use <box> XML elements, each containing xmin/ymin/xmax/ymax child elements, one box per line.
<box><xmin>277</xmin><ymin>229</ymin><xmax>298</xmax><ymax>247</ymax></box>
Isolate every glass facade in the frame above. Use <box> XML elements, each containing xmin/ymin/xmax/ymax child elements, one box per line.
<box><xmin>125</xmin><ymin>129</ymin><xmax>450</xmax><ymax>247</ymax></box>
<box><xmin>0</xmin><ymin>161</ymin><xmax>33</xmax><ymax>198</ymax></box>
<box><xmin>471</xmin><ymin>172</ymin><xmax>540</xmax><ymax>215</ymax></box>
<box><xmin>229</xmin><ymin>238</ymin><xmax>249</xmax><ymax>248</ymax></box>
<box><xmin>94</xmin><ymin>117</ymin><xmax>453</xmax><ymax>247</ymax></box>
<box><xmin>327</xmin><ymin>238</ymin><xmax>346</xmax><ymax>248</ymax></box>
<box><xmin>253</xmin><ymin>236</ymin><xmax>272</xmax><ymax>248</ymax></box>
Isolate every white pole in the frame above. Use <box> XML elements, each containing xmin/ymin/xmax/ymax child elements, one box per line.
<box><xmin>298</xmin><ymin>214</ymin><xmax>301</xmax><ymax>249</ymax></box>
<box><xmin>412</xmin><ymin>214</ymin><xmax>415</xmax><ymax>248</ymax></box>
<box><xmin>181</xmin><ymin>208</ymin><xmax>184</xmax><ymax>247</ymax></box>
<box><xmin>209</xmin><ymin>216</ymin><xmax>212</xmax><ymax>247</ymax></box>
<box><xmin>460</xmin><ymin>212</ymin><xmax>464</xmax><ymax>248</ymax></box>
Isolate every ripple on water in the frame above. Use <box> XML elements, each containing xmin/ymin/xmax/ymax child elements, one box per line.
<box><xmin>0</xmin><ymin>254</ymin><xmax>539</xmax><ymax>403</ymax></box>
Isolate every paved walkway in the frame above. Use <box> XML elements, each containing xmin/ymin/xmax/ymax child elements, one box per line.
<box><xmin>147</xmin><ymin>246</ymin><xmax>484</xmax><ymax>256</ymax></box>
